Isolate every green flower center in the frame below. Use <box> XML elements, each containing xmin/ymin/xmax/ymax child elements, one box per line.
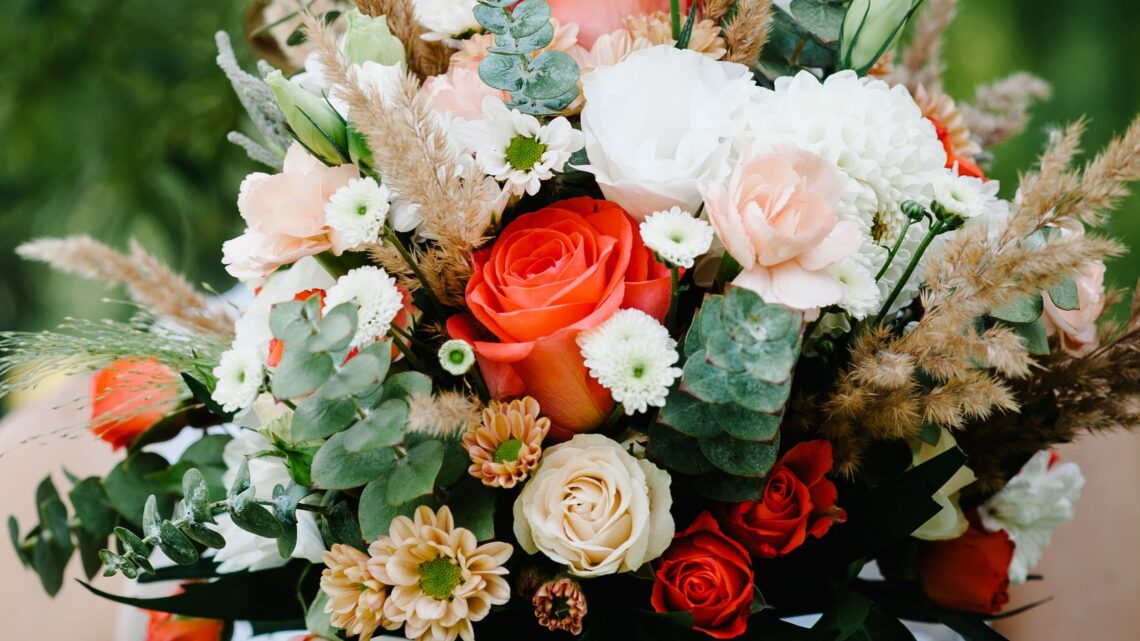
<box><xmin>448</xmin><ymin>349</ymin><xmax>467</xmax><ymax>365</ymax></box>
<box><xmin>505</xmin><ymin>135</ymin><xmax>548</xmax><ymax>171</ymax></box>
<box><xmin>357</xmin><ymin>203</ymin><xmax>369</xmax><ymax>216</ymax></box>
<box><xmin>492</xmin><ymin>438</ymin><xmax>524</xmax><ymax>463</ymax></box>
<box><xmin>418</xmin><ymin>556</ymin><xmax>463</xmax><ymax>601</ymax></box>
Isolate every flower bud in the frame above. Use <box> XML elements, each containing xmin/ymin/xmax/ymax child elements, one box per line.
<box><xmin>265</xmin><ymin>69</ymin><xmax>348</xmax><ymax>165</ymax></box>
<box><xmin>839</xmin><ymin>0</ymin><xmax>921</xmax><ymax>74</ymax></box>
<box><xmin>342</xmin><ymin>9</ymin><xmax>406</xmax><ymax>67</ymax></box>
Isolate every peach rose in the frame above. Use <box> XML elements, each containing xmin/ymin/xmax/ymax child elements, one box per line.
<box><xmin>549</xmin><ymin>0</ymin><xmax>675</xmax><ymax>47</ymax></box>
<box><xmin>222</xmin><ymin>144</ymin><xmax>359</xmax><ymax>281</ymax></box>
<box><xmin>699</xmin><ymin>149</ymin><xmax>861</xmax><ymax>311</ymax></box>
<box><xmin>452</xmin><ymin>197</ymin><xmax>670</xmax><ymax>438</ymax></box>
<box><xmin>1043</xmin><ymin>257</ymin><xmax>1106</xmax><ymax>357</ymax></box>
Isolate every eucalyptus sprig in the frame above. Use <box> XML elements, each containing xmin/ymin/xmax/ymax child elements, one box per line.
<box><xmin>474</xmin><ymin>0</ymin><xmax>580</xmax><ymax>115</ymax></box>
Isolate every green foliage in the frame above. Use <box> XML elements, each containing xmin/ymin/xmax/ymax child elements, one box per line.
<box><xmin>651</xmin><ymin>288</ymin><xmax>801</xmax><ymax>500</ymax></box>
<box><xmin>758</xmin><ymin>2</ymin><xmax>844</xmax><ymax>81</ymax></box>
<box><xmin>475</xmin><ymin>0</ymin><xmax>580</xmax><ymax>114</ymax></box>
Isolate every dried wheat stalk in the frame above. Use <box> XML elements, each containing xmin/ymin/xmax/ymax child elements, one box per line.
<box><xmin>724</xmin><ymin>0</ymin><xmax>772</xmax><ymax>65</ymax></box>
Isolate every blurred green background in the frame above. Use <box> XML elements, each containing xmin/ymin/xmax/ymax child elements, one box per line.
<box><xmin>0</xmin><ymin>0</ymin><xmax>1136</xmax><ymax>360</ymax></box>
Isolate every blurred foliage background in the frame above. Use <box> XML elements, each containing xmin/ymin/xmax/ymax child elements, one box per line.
<box><xmin>0</xmin><ymin>0</ymin><xmax>1136</xmax><ymax>383</ymax></box>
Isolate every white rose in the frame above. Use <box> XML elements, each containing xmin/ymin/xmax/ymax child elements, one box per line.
<box><xmin>412</xmin><ymin>0</ymin><xmax>480</xmax><ymax>41</ymax></box>
<box><xmin>578</xmin><ymin>45</ymin><xmax>760</xmax><ymax>221</ymax></box>
<box><xmin>979</xmin><ymin>449</ymin><xmax>1084</xmax><ymax>584</ymax></box>
<box><xmin>512</xmin><ymin>433</ymin><xmax>674</xmax><ymax>577</ymax></box>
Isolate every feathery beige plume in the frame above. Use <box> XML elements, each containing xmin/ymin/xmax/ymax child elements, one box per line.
<box><xmin>406</xmin><ymin>390</ymin><xmax>482</xmax><ymax>438</ymax></box>
<box><xmin>723</xmin><ymin>0</ymin><xmax>772</xmax><ymax>65</ymax></box>
<box><xmin>702</xmin><ymin>0</ymin><xmax>736</xmax><ymax>23</ymax></box>
<box><xmin>16</xmin><ymin>236</ymin><xmax>233</xmax><ymax>337</ymax></box>
<box><xmin>890</xmin><ymin>0</ymin><xmax>957</xmax><ymax>91</ymax></box>
<box><xmin>959</xmin><ymin>72</ymin><xmax>1052</xmax><ymax>148</ymax></box>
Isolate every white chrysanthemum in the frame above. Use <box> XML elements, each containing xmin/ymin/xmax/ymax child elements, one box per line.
<box><xmin>932</xmin><ymin>167</ymin><xmax>1007</xmax><ymax>220</ymax></box>
<box><xmin>639</xmin><ymin>207</ymin><xmax>715</xmax><ymax>268</ymax></box>
<box><xmin>578</xmin><ymin>309</ymin><xmax>681</xmax><ymax>414</ymax></box>
<box><xmin>456</xmin><ymin>97</ymin><xmax>584</xmax><ymax>196</ymax></box>
<box><xmin>827</xmin><ymin>256</ymin><xmax>881</xmax><ymax>320</ymax></box>
<box><xmin>412</xmin><ymin>0</ymin><xmax>481</xmax><ymax>41</ymax></box>
<box><xmin>438</xmin><ymin>339</ymin><xmax>476</xmax><ymax>375</ymax></box>
<box><xmin>324</xmin><ymin>266</ymin><xmax>404</xmax><ymax>349</ymax></box>
<box><xmin>979</xmin><ymin>450</ymin><xmax>1085</xmax><ymax>584</ymax></box>
<box><xmin>212</xmin><ymin>347</ymin><xmax>265</xmax><ymax>413</ymax></box>
<box><xmin>325</xmin><ymin>177</ymin><xmax>390</xmax><ymax>254</ymax></box>
<box><xmin>747</xmin><ymin>70</ymin><xmax>948</xmax><ymax>315</ymax></box>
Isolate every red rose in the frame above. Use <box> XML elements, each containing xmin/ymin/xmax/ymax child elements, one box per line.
<box><xmin>652</xmin><ymin>512</ymin><xmax>755</xmax><ymax>639</ymax></box>
<box><xmin>90</xmin><ymin>358</ymin><xmax>181</xmax><ymax>449</ymax></box>
<box><xmin>454</xmin><ymin>197</ymin><xmax>670</xmax><ymax>438</ymax></box>
<box><xmin>145</xmin><ymin>611</ymin><xmax>223</xmax><ymax>641</ymax></box>
<box><xmin>718</xmin><ymin>440</ymin><xmax>846</xmax><ymax>558</ymax></box>
<box><xmin>920</xmin><ymin>522</ymin><xmax>1014</xmax><ymax>614</ymax></box>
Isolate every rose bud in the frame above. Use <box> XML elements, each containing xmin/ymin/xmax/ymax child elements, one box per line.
<box><xmin>920</xmin><ymin>522</ymin><xmax>1015</xmax><ymax>614</ymax></box>
<box><xmin>839</xmin><ymin>0</ymin><xmax>922</xmax><ymax>74</ymax></box>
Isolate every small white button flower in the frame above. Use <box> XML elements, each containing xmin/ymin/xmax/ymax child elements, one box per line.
<box><xmin>578</xmin><ymin>309</ymin><xmax>682</xmax><ymax>415</ymax></box>
<box><xmin>325</xmin><ymin>177</ymin><xmax>391</xmax><ymax>254</ymax></box>
<box><xmin>827</xmin><ymin>256</ymin><xmax>881</xmax><ymax>320</ymax></box>
<box><xmin>323</xmin><ymin>266</ymin><xmax>404</xmax><ymax>350</ymax></box>
<box><xmin>639</xmin><ymin>207</ymin><xmax>715</xmax><ymax>268</ymax></box>
<box><xmin>212</xmin><ymin>347</ymin><xmax>265</xmax><ymax>413</ymax></box>
<box><xmin>412</xmin><ymin>0</ymin><xmax>481</xmax><ymax>41</ymax></box>
<box><xmin>457</xmin><ymin>96</ymin><xmax>585</xmax><ymax>196</ymax></box>
<box><xmin>932</xmin><ymin>166</ymin><xmax>1006</xmax><ymax>220</ymax></box>
<box><xmin>438</xmin><ymin>339</ymin><xmax>476</xmax><ymax>375</ymax></box>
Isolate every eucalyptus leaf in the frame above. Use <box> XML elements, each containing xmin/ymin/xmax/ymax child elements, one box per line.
<box><xmin>157</xmin><ymin>521</ymin><xmax>199</xmax><ymax>565</ymax></box>
<box><xmin>1011</xmin><ymin>318</ymin><xmax>1050</xmax><ymax>356</ymax></box>
<box><xmin>292</xmin><ymin>394</ymin><xmax>360</xmax><ymax>441</ymax></box>
<box><xmin>229</xmin><ymin>459</ymin><xmax>252</xmax><ymax>500</ymax></box>
<box><xmin>182</xmin><ymin>522</ymin><xmax>227</xmax><ymax>550</ymax></box>
<box><xmin>343</xmin><ymin>399</ymin><xmax>409</xmax><ymax>453</ymax></box>
<box><xmin>523</xmin><ymin>51</ymin><xmax>579</xmax><ymax>99</ymax></box>
<box><xmin>447</xmin><ymin>481</ymin><xmax>496</xmax><ymax>541</ymax></box>
<box><xmin>647</xmin><ymin>423</ymin><xmax>715</xmax><ymax>475</ymax></box>
<box><xmin>319</xmin><ymin>341</ymin><xmax>391</xmax><ymax>400</ymax></box>
<box><xmin>479</xmin><ymin>53</ymin><xmax>525</xmax><ymax>92</ymax></box>
<box><xmin>181</xmin><ymin>468</ymin><xmax>215</xmax><ymax>525</ymax></box>
<box><xmin>790</xmin><ymin>0</ymin><xmax>845</xmax><ymax>43</ymax></box>
<box><xmin>508</xmin><ymin>0</ymin><xmax>553</xmax><ymax>38</ymax></box>
<box><xmin>989</xmin><ymin>294</ymin><xmax>1044</xmax><ymax>324</ymax></box>
<box><xmin>306</xmin><ymin>302</ymin><xmax>357</xmax><ymax>354</ymax></box>
<box><xmin>230</xmin><ymin>489</ymin><xmax>285</xmax><ymax>538</ymax></box>
<box><xmin>70</xmin><ymin>477</ymin><xmax>116</xmax><ymax>537</ymax></box>
<box><xmin>473</xmin><ymin>4</ymin><xmax>511</xmax><ymax>34</ymax></box>
<box><xmin>143</xmin><ymin>495</ymin><xmax>162</xmax><ymax>539</ymax></box>
<box><xmin>311</xmin><ymin>430</ymin><xmax>397</xmax><ymax>490</ymax></box>
<box><xmin>272</xmin><ymin>350</ymin><xmax>333</xmax><ymax>399</ymax></box>
<box><xmin>104</xmin><ymin>452</ymin><xmax>174</xmax><ymax>527</ymax></box>
<box><xmin>1048</xmin><ymin>276</ymin><xmax>1081</xmax><ymax>311</ymax></box>
<box><xmin>358</xmin><ymin>479</ymin><xmax>421</xmax><ymax>541</ymax></box>
<box><xmin>386</xmin><ymin>440</ymin><xmax>445</xmax><ymax>506</ymax></box>
<box><xmin>699</xmin><ymin>431</ymin><xmax>781</xmax><ymax>478</ymax></box>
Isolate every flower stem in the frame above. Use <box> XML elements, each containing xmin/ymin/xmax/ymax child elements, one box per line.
<box><xmin>666</xmin><ymin>266</ymin><xmax>682</xmax><ymax>332</ymax></box>
<box><xmin>388</xmin><ymin>328</ymin><xmax>427</xmax><ymax>371</ymax></box>
<box><xmin>382</xmin><ymin>226</ymin><xmax>444</xmax><ymax>318</ymax></box>
<box><xmin>875</xmin><ymin>218</ymin><xmax>916</xmax><ymax>282</ymax></box>
<box><xmin>873</xmin><ymin>219</ymin><xmax>947</xmax><ymax>327</ymax></box>
<box><xmin>670</xmin><ymin>0</ymin><xmax>681</xmax><ymax>39</ymax></box>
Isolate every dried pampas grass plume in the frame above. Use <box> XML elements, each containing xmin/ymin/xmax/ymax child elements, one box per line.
<box><xmin>723</xmin><ymin>0</ymin><xmax>772</xmax><ymax>65</ymax></box>
<box><xmin>407</xmin><ymin>391</ymin><xmax>482</xmax><ymax>438</ymax></box>
<box><xmin>960</xmin><ymin>72</ymin><xmax>1052</xmax><ymax>148</ymax></box>
<box><xmin>16</xmin><ymin>236</ymin><xmax>233</xmax><ymax>338</ymax></box>
<box><xmin>890</xmin><ymin>0</ymin><xmax>957</xmax><ymax>92</ymax></box>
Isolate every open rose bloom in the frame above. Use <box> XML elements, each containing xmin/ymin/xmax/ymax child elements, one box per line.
<box><xmin>10</xmin><ymin>2</ymin><xmax>1140</xmax><ymax>641</ymax></box>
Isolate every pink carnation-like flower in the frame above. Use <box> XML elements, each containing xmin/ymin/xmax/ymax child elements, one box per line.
<box><xmin>700</xmin><ymin>149</ymin><xmax>861</xmax><ymax>311</ymax></box>
<box><xmin>423</xmin><ymin>65</ymin><xmax>507</xmax><ymax>123</ymax></box>
<box><xmin>1042</xmin><ymin>233</ymin><xmax>1107</xmax><ymax>356</ymax></box>
<box><xmin>223</xmin><ymin>144</ymin><xmax>358</xmax><ymax>281</ymax></box>
<box><xmin>548</xmin><ymin>0</ymin><xmax>675</xmax><ymax>47</ymax></box>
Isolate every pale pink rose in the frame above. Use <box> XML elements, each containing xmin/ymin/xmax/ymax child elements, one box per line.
<box><xmin>1043</xmin><ymin>259</ymin><xmax>1106</xmax><ymax>357</ymax></box>
<box><xmin>423</xmin><ymin>65</ymin><xmax>506</xmax><ymax>122</ymax></box>
<box><xmin>549</xmin><ymin>0</ymin><xmax>673</xmax><ymax>47</ymax></box>
<box><xmin>699</xmin><ymin>149</ymin><xmax>861</xmax><ymax>311</ymax></box>
<box><xmin>222</xmin><ymin>144</ymin><xmax>358</xmax><ymax>281</ymax></box>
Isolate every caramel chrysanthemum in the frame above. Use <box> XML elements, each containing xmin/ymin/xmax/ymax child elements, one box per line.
<box><xmin>320</xmin><ymin>544</ymin><xmax>393</xmax><ymax>641</ymax></box>
<box><xmin>462</xmin><ymin>396</ymin><xmax>550</xmax><ymax>489</ymax></box>
<box><xmin>533</xmin><ymin>577</ymin><xmax>588</xmax><ymax>636</ymax></box>
<box><xmin>368</xmin><ymin>506</ymin><xmax>513</xmax><ymax>641</ymax></box>
<box><xmin>914</xmin><ymin>84</ymin><xmax>983</xmax><ymax>160</ymax></box>
<box><xmin>624</xmin><ymin>11</ymin><xmax>727</xmax><ymax>60</ymax></box>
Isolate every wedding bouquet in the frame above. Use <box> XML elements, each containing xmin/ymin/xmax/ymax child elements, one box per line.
<box><xmin>7</xmin><ymin>0</ymin><xmax>1140</xmax><ymax>640</ymax></box>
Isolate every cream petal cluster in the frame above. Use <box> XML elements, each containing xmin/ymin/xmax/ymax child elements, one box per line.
<box><xmin>513</xmin><ymin>433</ymin><xmax>674</xmax><ymax>577</ymax></box>
<box><xmin>746</xmin><ymin>70</ymin><xmax>947</xmax><ymax>315</ymax></box>
<box><xmin>367</xmin><ymin>506</ymin><xmax>513</xmax><ymax>641</ymax></box>
<box><xmin>979</xmin><ymin>450</ymin><xmax>1085</xmax><ymax>584</ymax></box>
<box><xmin>579</xmin><ymin>45</ymin><xmax>761</xmax><ymax>220</ymax></box>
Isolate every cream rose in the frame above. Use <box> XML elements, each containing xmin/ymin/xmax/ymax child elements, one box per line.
<box><xmin>512</xmin><ymin>433</ymin><xmax>674</xmax><ymax>577</ymax></box>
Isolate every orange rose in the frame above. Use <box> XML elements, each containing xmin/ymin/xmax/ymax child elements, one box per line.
<box><xmin>455</xmin><ymin>197</ymin><xmax>670</xmax><ymax>437</ymax></box>
<box><xmin>920</xmin><ymin>521</ymin><xmax>1014</xmax><ymax>614</ymax></box>
<box><xmin>145</xmin><ymin>611</ymin><xmax>223</xmax><ymax>641</ymax></box>
<box><xmin>90</xmin><ymin>358</ymin><xmax>181</xmax><ymax>449</ymax></box>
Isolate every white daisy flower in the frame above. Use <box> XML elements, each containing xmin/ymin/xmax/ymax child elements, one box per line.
<box><xmin>212</xmin><ymin>347</ymin><xmax>265</xmax><ymax>413</ymax></box>
<box><xmin>457</xmin><ymin>96</ymin><xmax>584</xmax><ymax>196</ymax></box>
<box><xmin>323</xmin><ymin>266</ymin><xmax>404</xmax><ymax>349</ymax></box>
<box><xmin>325</xmin><ymin>177</ymin><xmax>391</xmax><ymax>254</ymax></box>
<box><xmin>932</xmin><ymin>166</ymin><xmax>1007</xmax><ymax>220</ymax></box>
<box><xmin>639</xmin><ymin>207</ymin><xmax>715</xmax><ymax>269</ymax></box>
<box><xmin>578</xmin><ymin>309</ymin><xmax>682</xmax><ymax>415</ymax></box>
<box><xmin>438</xmin><ymin>339</ymin><xmax>476</xmax><ymax>375</ymax></box>
<box><xmin>827</xmin><ymin>256</ymin><xmax>881</xmax><ymax>320</ymax></box>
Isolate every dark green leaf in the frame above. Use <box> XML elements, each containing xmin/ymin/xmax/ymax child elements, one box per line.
<box><xmin>692</xmin><ymin>470</ymin><xmax>767</xmax><ymax>502</ymax></box>
<box><xmin>435</xmin><ymin>437</ymin><xmax>470</xmax><ymax>487</ymax></box>
<box><xmin>32</xmin><ymin>536</ymin><xmax>71</xmax><ymax>596</ymax></box>
<box><xmin>320</xmin><ymin>500</ymin><xmax>362</xmax><ymax>548</ymax></box>
<box><xmin>143</xmin><ymin>495</ymin><xmax>162</xmax><ymax>539</ymax></box>
<box><xmin>181</xmin><ymin>468</ymin><xmax>214</xmax><ymax>524</ymax></box>
<box><xmin>182</xmin><ymin>522</ymin><xmax>226</xmax><ymax>550</ymax></box>
<box><xmin>157</xmin><ymin>521</ymin><xmax>200</xmax><ymax>565</ymax></box>
<box><xmin>358</xmin><ymin>479</ymin><xmax>422</xmax><ymax>541</ymax></box>
<box><xmin>229</xmin><ymin>459</ymin><xmax>251</xmax><ymax>500</ymax></box>
<box><xmin>230</xmin><ymin>489</ymin><xmax>285</xmax><ymax>538</ymax></box>
<box><xmin>1048</xmin><ymin>276</ymin><xmax>1080</xmax><ymax>311</ymax></box>
<box><xmin>70</xmin><ymin>477</ymin><xmax>117</xmax><ymax>537</ymax></box>
<box><xmin>1010</xmin><ymin>318</ymin><xmax>1050</xmax><ymax>356</ymax></box>
<box><xmin>387</xmin><ymin>440</ymin><xmax>445</xmax><ymax>505</ymax></box>
<box><xmin>181</xmin><ymin>372</ymin><xmax>235</xmax><ymax>420</ymax></box>
<box><xmin>790</xmin><ymin>0</ymin><xmax>845</xmax><ymax>44</ymax></box>
<box><xmin>648</xmin><ymin>423</ymin><xmax>715</xmax><ymax>475</ymax></box>
<box><xmin>75</xmin><ymin>528</ymin><xmax>106</xmax><ymax>580</ymax></box>
<box><xmin>658</xmin><ymin>388</ymin><xmax>722</xmax><ymax>438</ymax></box>
<box><xmin>311</xmin><ymin>430</ymin><xmax>397</xmax><ymax>489</ymax></box>
<box><xmin>104</xmin><ymin>452</ymin><xmax>174</xmax><ymax>527</ymax></box>
<box><xmin>989</xmin><ymin>294</ymin><xmax>1044</xmax><ymax>323</ymax></box>
<box><xmin>447</xmin><ymin>481</ymin><xmax>496</xmax><ymax>541</ymax></box>
<box><xmin>9</xmin><ymin>516</ymin><xmax>29</xmax><ymax>567</ymax></box>
<box><xmin>306</xmin><ymin>302</ymin><xmax>357</xmax><ymax>353</ymax></box>
<box><xmin>291</xmin><ymin>394</ymin><xmax>360</xmax><ymax>441</ymax></box>
<box><xmin>272</xmin><ymin>350</ymin><xmax>333</xmax><ymax>399</ymax></box>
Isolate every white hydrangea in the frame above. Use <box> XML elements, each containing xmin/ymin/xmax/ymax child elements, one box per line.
<box><xmin>438</xmin><ymin>339</ymin><xmax>476</xmax><ymax>375</ymax></box>
<box><xmin>456</xmin><ymin>97</ymin><xmax>584</xmax><ymax>197</ymax></box>
<box><xmin>212</xmin><ymin>347</ymin><xmax>265</xmax><ymax>413</ymax></box>
<box><xmin>979</xmin><ymin>450</ymin><xmax>1085</xmax><ymax>584</ymax></box>
<box><xmin>325</xmin><ymin>177</ymin><xmax>390</xmax><ymax>254</ymax></box>
<box><xmin>932</xmin><ymin>167</ymin><xmax>1008</xmax><ymax>220</ymax></box>
<box><xmin>639</xmin><ymin>207</ymin><xmax>716</xmax><ymax>269</ymax></box>
<box><xmin>746</xmin><ymin>70</ymin><xmax>948</xmax><ymax>316</ymax></box>
<box><xmin>578</xmin><ymin>309</ymin><xmax>682</xmax><ymax>415</ymax></box>
<box><xmin>323</xmin><ymin>266</ymin><xmax>404</xmax><ymax>350</ymax></box>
